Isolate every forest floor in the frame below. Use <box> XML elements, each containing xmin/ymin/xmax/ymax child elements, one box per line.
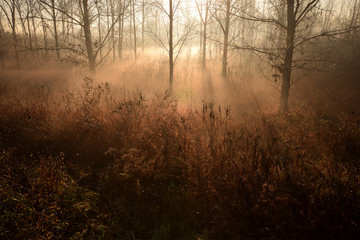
<box><xmin>0</xmin><ymin>63</ymin><xmax>360</xmax><ymax>239</ymax></box>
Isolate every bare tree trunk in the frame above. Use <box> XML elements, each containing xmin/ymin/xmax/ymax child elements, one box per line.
<box><xmin>129</xmin><ymin>3</ymin><xmax>132</xmax><ymax>54</ymax></box>
<box><xmin>106</xmin><ymin>0</ymin><xmax>110</xmax><ymax>57</ymax></box>
<box><xmin>110</xmin><ymin>0</ymin><xmax>116</xmax><ymax>61</ymax></box>
<box><xmin>132</xmin><ymin>0</ymin><xmax>137</xmax><ymax>61</ymax></box>
<box><xmin>209</xmin><ymin>15</ymin><xmax>213</xmax><ymax>58</ymax></box>
<box><xmin>70</xmin><ymin>0</ymin><xmax>76</xmax><ymax>61</ymax></box>
<box><xmin>9</xmin><ymin>0</ymin><xmax>20</xmax><ymax>70</ymax></box>
<box><xmin>118</xmin><ymin>0</ymin><xmax>124</xmax><ymax>60</ymax></box>
<box><xmin>199</xmin><ymin>2</ymin><xmax>203</xmax><ymax>59</ymax></box>
<box><xmin>61</xmin><ymin>0</ymin><xmax>65</xmax><ymax>38</ymax></box>
<box><xmin>82</xmin><ymin>0</ymin><xmax>96</xmax><ymax>74</ymax></box>
<box><xmin>30</xmin><ymin>1</ymin><xmax>39</xmax><ymax>57</ymax></box>
<box><xmin>96</xmin><ymin>2</ymin><xmax>102</xmax><ymax>59</ymax></box>
<box><xmin>50</xmin><ymin>0</ymin><xmax>60</xmax><ymax>60</ymax></box>
<box><xmin>279</xmin><ymin>0</ymin><xmax>295</xmax><ymax>112</ymax></box>
<box><xmin>40</xmin><ymin>12</ymin><xmax>48</xmax><ymax>60</ymax></box>
<box><xmin>16</xmin><ymin>4</ymin><xmax>29</xmax><ymax>50</ymax></box>
<box><xmin>27</xmin><ymin>16</ymin><xmax>33</xmax><ymax>54</ymax></box>
<box><xmin>222</xmin><ymin>0</ymin><xmax>230</xmax><ymax>78</ymax></box>
<box><xmin>64</xmin><ymin>1</ymin><xmax>71</xmax><ymax>45</ymax></box>
<box><xmin>141</xmin><ymin>0</ymin><xmax>145</xmax><ymax>50</ymax></box>
<box><xmin>169</xmin><ymin>0</ymin><xmax>174</xmax><ymax>89</ymax></box>
<box><xmin>25</xmin><ymin>3</ymin><xmax>33</xmax><ymax>57</ymax></box>
<box><xmin>202</xmin><ymin>0</ymin><xmax>210</xmax><ymax>69</ymax></box>
<box><xmin>0</xmin><ymin>16</ymin><xmax>5</xmax><ymax>68</ymax></box>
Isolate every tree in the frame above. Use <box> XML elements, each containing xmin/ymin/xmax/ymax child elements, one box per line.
<box><xmin>132</xmin><ymin>0</ymin><xmax>137</xmax><ymax>61</ymax></box>
<box><xmin>38</xmin><ymin>0</ymin><xmax>129</xmax><ymax>73</ymax></box>
<box><xmin>0</xmin><ymin>9</ymin><xmax>6</xmax><ymax>68</ymax></box>
<box><xmin>153</xmin><ymin>0</ymin><xmax>193</xmax><ymax>89</ymax></box>
<box><xmin>195</xmin><ymin>0</ymin><xmax>212</xmax><ymax>69</ymax></box>
<box><xmin>212</xmin><ymin>0</ymin><xmax>233</xmax><ymax>78</ymax></box>
<box><xmin>141</xmin><ymin>0</ymin><xmax>149</xmax><ymax>50</ymax></box>
<box><xmin>50</xmin><ymin>0</ymin><xmax>60</xmax><ymax>60</ymax></box>
<box><xmin>280</xmin><ymin>0</ymin><xmax>297</xmax><ymax>112</ymax></box>
<box><xmin>95</xmin><ymin>1</ymin><xmax>103</xmax><ymax>59</ymax></box>
<box><xmin>169</xmin><ymin>0</ymin><xmax>174</xmax><ymax>87</ymax></box>
<box><xmin>233</xmin><ymin>0</ymin><xmax>357</xmax><ymax>112</ymax></box>
<box><xmin>82</xmin><ymin>0</ymin><xmax>96</xmax><ymax>73</ymax></box>
<box><xmin>118</xmin><ymin>1</ymin><xmax>127</xmax><ymax>60</ymax></box>
<box><xmin>1</xmin><ymin>0</ymin><xmax>20</xmax><ymax>70</ymax></box>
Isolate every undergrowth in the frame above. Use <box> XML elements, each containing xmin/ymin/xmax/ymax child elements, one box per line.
<box><xmin>0</xmin><ymin>77</ymin><xmax>359</xmax><ymax>239</ymax></box>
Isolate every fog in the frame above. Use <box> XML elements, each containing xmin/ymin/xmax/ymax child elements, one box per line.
<box><xmin>1</xmin><ymin>0</ymin><xmax>359</xmax><ymax>111</ymax></box>
<box><xmin>1</xmin><ymin>1</ymin><xmax>360</xmax><ymax>239</ymax></box>
<box><xmin>1</xmin><ymin>0</ymin><xmax>359</xmax><ymax>112</ymax></box>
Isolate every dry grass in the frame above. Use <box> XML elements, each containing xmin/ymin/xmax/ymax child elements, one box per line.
<box><xmin>0</xmin><ymin>62</ymin><xmax>359</xmax><ymax>239</ymax></box>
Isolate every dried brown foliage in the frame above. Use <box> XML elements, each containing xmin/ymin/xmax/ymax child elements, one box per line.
<box><xmin>0</xmin><ymin>73</ymin><xmax>359</xmax><ymax>239</ymax></box>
